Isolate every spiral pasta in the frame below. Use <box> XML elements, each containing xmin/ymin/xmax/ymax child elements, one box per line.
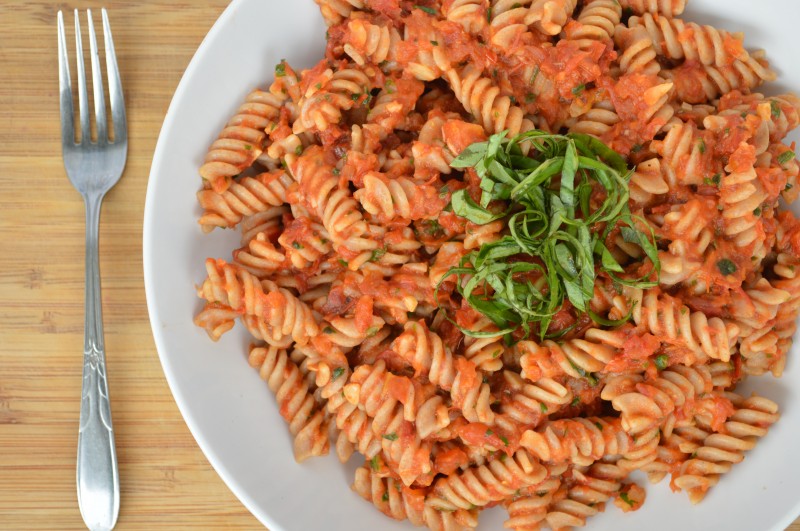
<box><xmin>564</xmin><ymin>0</ymin><xmax>621</xmax><ymax>51</ymax></box>
<box><xmin>629</xmin><ymin>13</ymin><xmax>748</xmax><ymax>68</ymax></box>
<box><xmin>342</xmin><ymin>18</ymin><xmax>401</xmax><ymax>67</ymax></box>
<box><xmin>524</xmin><ymin>0</ymin><xmax>578</xmax><ymax>36</ymax></box>
<box><xmin>197</xmin><ymin>170</ymin><xmax>293</xmax><ymax>232</ymax></box>
<box><xmin>614</xmin><ymin>24</ymin><xmax>661</xmax><ymax>75</ymax></box>
<box><xmin>196</xmin><ymin>258</ymin><xmax>319</xmax><ymax>347</ymax></box>
<box><xmin>446</xmin><ymin>64</ymin><xmax>536</xmax><ymax>138</ymax></box>
<box><xmin>314</xmin><ymin>0</ymin><xmax>365</xmax><ymax>26</ymax></box>
<box><xmin>353</xmin><ymin>465</ymin><xmax>479</xmax><ymax>531</ymax></box>
<box><xmin>617</xmin><ymin>0</ymin><xmax>685</xmax><ymax>17</ymax></box>
<box><xmin>392</xmin><ymin>321</ymin><xmax>496</xmax><ymax>424</ymax></box>
<box><xmin>294</xmin><ymin>65</ymin><xmax>373</xmax><ymax>134</ymax></box>
<box><xmin>672</xmin><ymin>392</ymin><xmax>779</xmax><ymax>503</ymax></box>
<box><xmin>427</xmin><ymin>449</ymin><xmax>548</xmax><ymax>511</ymax></box>
<box><xmin>444</xmin><ymin>0</ymin><xmax>489</xmax><ymax>34</ymax></box>
<box><xmin>248</xmin><ymin>345</ymin><xmax>330</xmax><ymax>461</ymax></box>
<box><xmin>199</xmin><ymin>89</ymin><xmax>286</xmax><ymax>193</ymax></box>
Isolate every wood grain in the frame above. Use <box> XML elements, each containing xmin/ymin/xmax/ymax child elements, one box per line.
<box><xmin>0</xmin><ymin>1</ymin><xmax>797</xmax><ymax>530</ymax></box>
<box><xmin>0</xmin><ymin>1</ymin><xmax>259</xmax><ymax>529</ymax></box>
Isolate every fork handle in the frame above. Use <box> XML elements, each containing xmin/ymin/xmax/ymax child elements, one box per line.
<box><xmin>77</xmin><ymin>193</ymin><xmax>120</xmax><ymax>531</ymax></box>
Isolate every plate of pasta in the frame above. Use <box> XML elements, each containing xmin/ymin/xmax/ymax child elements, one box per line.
<box><xmin>143</xmin><ymin>0</ymin><xmax>800</xmax><ymax>530</ymax></box>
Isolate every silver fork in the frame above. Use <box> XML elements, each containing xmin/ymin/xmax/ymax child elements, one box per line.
<box><xmin>58</xmin><ymin>8</ymin><xmax>126</xmax><ymax>531</ymax></box>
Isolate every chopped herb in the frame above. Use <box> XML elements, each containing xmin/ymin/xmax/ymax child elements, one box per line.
<box><xmin>777</xmin><ymin>150</ymin><xmax>796</xmax><ymax>166</ymax></box>
<box><xmin>366</xmin><ymin>326</ymin><xmax>380</xmax><ymax>337</ymax></box>
<box><xmin>594</xmin><ymin>421</ymin><xmax>603</xmax><ymax>431</ymax></box>
<box><xmin>323</xmin><ymin>326</ymin><xmax>335</xmax><ymax>334</ymax></box>
<box><xmin>716</xmin><ymin>258</ymin><xmax>737</xmax><ymax>276</ymax></box>
<box><xmin>530</xmin><ymin>66</ymin><xmax>540</xmax><ymax>86</ymax></box>
<box><xmin>243</xmin><ymin>144</ymin><xmax>252</xmax><ymax>151</ymax></box>
<box><xmin>332</xmin><ymin>367</ymin><xmax>345</xmax><ymax>380</ymax></box>
<box><xmin>571</xmin><ymin>396</ymin><xmax>581</xmax><ymax>407</ymax></box>
<box><xmin>771</xmin><ymin>100</ymin><xmax>781</xmax><ymax>118</ymax></box>
<box><xmin>370</xmin><ymin>455</ymin><xmax>380</xmax><ymax>471</ymax></box>
<box><xmin>382</xmin><ymin>492</ymin><xmax>389</xmax><ymax>502</ymax></box>
<box><xmin>631</xmin><ymin>144</ymin><xmax>643</xmax><ymax>153</ymax></box>
<box><xmin>753</xmin><ymin>207</ymin><xmax>761</xmax><ymax>216</ymax></box>
<box><xmin>370</xmin><ymin>247</ymin><xmax>387</xmax><ymax>262</ymax></box>
<box><xmin>540</xmin><ymin>403</ymin><xmax>548</xmax><ymax>413</ymax></box>
<box><xmin>620</xmin><ymin>492</ymin><xmax>635</xmax><ymax>508</ymax></box>
<box><xmin>697</xmin><ymin>139</ymin><xmax>706</xmax><ymax>154</ymax></box>
<box><xmin>430</xmin><ymin>40</ymin><xmax>439</xmax><ymax>46</ymax></box>
<box><xmin>351</xmin><ymin>93</ymin><xmax>361</xmax><ymax>102</ymax></box>
<box><xmin>654</xmin><ymin>354</ymin><xmax>669</xmax><ymax>370</ymax></box>
<box><xmin>703</xmin><ymin>173</ymin><xmax>721</xmax><ymax>186</ymax></box>
<box><xmin>572</xmin><ymin>83</ymin><xmax>586</xmax><ymax>96</ymax></box>
<box><xmin>786</xmin><ymin>183</ymin><xmax>794</xmax><ymax>191</ymax></box>
<box><xmin>315</xmin><ymin>82</ymin><xmax>322</xmax><ymax>90</ymax></box>
<box><xmin>337</xmin><ymin>258</ymin><xmax>348</xmax><ymax>268</ymax></box>
<box><xmin>385</xmin><ymin>79</ymin><xmax>396</xmax><ymax>94</ymax></box>
<box><xmin>295</xmin><ymin>145</ymin><xmax>303</xmax><ymax>156</ymax></box>
<box><xmin>332</xmin><ymin>167</ymin><xmax>341</xmax><ymax>176</ymax></box>
<box><xmin>525</xmin><ymin>92</ymin><xmax>536</xmax><ymax>103</ymax></box>
<box><xmin>499</xmin><ymin>435</ymin><xmax>509</xmax><ymax>446</ymax></box>
<box><xmin>292</xmin><ymin>241</ymin><xmax>303</xmax><ymax>249</ymax></box>
<box><xmin>275</xmin><ymin>62</ymin><xmax>286</xmax><ymax>77</ymax></box>
<box><xmin>440</xmin><ymin>130</ymin><xmax>659</xmax><ymax>341</ymax></box>
<box><xmin>414</xmin><ymin>4</ymin><xmax>437</xmax><ymax>15</ymax></box>
<box><xmin>486</xmin><ymin>429</ymin><xmax>494</xmax><ymax>437</ymax></box>
<box><xmin>383</xmin><ymin>432</ymin><xmax>398</xmax><ymax>441</ymax></box>
<box><xmin>509</xmin><ymin>95</ymin><xmax>517</xmax><ymax>105</ymax></box>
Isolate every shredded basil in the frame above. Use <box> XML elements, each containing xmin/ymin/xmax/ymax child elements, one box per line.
<box><xmin>440</xmin><ymin>130</ymin><xmax>660</xmax><ymax>340</ymax></box>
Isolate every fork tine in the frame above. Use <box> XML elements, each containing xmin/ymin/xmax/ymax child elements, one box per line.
<box><xmin>102</xmin><ymin>9</ymin><xmax>126</xmax><ymax>143</ymax></box>
<box><xmin>74</xmin><ymin>10</ymin><xmax>90</xmax><ymax>143</ymax></box>
<box><xmin>87</xmin><ymin>9</ymin><xmax>108</xmax><ymax>143</ymax></box>
<box><xmin>58</xmin><ymin>11</ymin><xmax>75</xmax><ymax>145</ymax></box>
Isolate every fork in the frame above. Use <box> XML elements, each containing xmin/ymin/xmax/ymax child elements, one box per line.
<box><xmin>58</xmin><ymin>8</ymin><xmax>126</xmax><ymax>530</ymax></box>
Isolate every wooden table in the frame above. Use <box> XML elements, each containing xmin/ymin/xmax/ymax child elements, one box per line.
<box><xmin>0</xmin><ymin>1</ymin><xmax>797</xmax><ymax>530</ymax></box>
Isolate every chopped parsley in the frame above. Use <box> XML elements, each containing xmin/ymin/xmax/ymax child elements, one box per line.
<box><xmin>777</xmin><ymin>150</ymin><xmax>796</xmax><ymax>166</ymax></box>
<box><xmin>619</xmin><ymin>492</ymin><xmax>635</xmax><ymax>507</ymax></box>
<box><xmin>716</xmin><ymin>258</ymin><xmax>737</xmax><ymax>276</ymax></box>
<box><xmin>771</xmin><ymin>100</ymin><xmax>782</xmax><ymax>118</ymax></box>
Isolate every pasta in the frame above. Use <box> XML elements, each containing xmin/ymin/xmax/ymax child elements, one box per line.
<box><xmin>192</xmin><ymin>1</ymin><xmax>800</xmax><ymax>529</ymax></box>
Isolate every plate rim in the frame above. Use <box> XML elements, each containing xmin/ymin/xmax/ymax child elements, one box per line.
<box><xmin>141</xmin><ymin>0</ymin><xmax>278</xmax><ymax>528</ymax></box>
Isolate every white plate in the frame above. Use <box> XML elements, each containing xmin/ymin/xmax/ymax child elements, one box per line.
<box><xmin>143</xmin><ymin>1</ymin><xmax>800</xmax><ymax>529</ymax></box>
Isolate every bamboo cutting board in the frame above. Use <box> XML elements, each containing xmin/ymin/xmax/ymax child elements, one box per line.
<box><xmin>0</xmin><ymin>1</ymin><xmax>797</xmax><ymax>530</ymax></box>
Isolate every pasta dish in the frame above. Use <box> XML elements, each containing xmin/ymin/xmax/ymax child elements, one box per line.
<box><xmin>191</xmin><ymin>0</ymin><xmax>799</xmax><ymax>529</ymax></box>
